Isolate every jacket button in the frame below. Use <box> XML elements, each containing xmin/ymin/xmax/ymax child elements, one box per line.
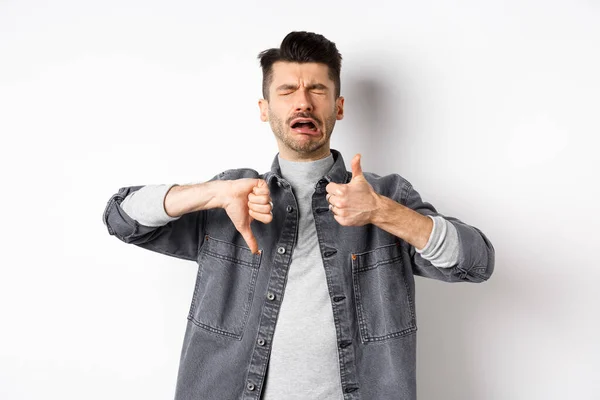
<box><xmin>267</xmin><ymin>293</ymin><xmax>276</xmax><ymax>301</ymax></box>
<box><xmin>286</xmin><ymin>205</ymin><xmax>293</xmax><ymax>213</ymax></box>
<box><xmin>339</xmin><ymin>340</ymin><xmax>352</xmax><ymax>349</ymax></box>
<box><xmin>257</xmin><ymin>338</ymin><xmax>266</xmax><ymax>346</ymax></box>
<box><xmin>247</xmin><ymin>382</ymin><xmax>255</xmax><ymax>391</ymax></box>
<box><xmin>333</xmin><ymin>296</ymin><xmax>346</xmax><ymax>302</ymax></box>
<box><xmin>277</xmin><ymin>246</ymin><xmax>286</xmax><ymax>254</ymax></box>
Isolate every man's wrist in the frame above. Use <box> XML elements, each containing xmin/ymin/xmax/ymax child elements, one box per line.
<box><xmin>164</xmin><ymin>180</ymin><xmax>225</xmax><ymax>217</ymax></box>
<box><xmin>370</xmin><ymin>194</ymin><xmax>393</xmax><ymax>226</ymax></box>
<box><xmin>369</xmin><ymin>194</ymin><xmax>433</xmax><ymax>250</ymax></box>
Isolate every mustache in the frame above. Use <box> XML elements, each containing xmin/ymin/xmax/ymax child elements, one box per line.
<box><xmin>287</xmin><ymin>112</ymin><xmax>320</xmax><ymax>126</ymax></box>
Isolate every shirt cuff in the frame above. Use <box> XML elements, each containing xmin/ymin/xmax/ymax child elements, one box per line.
<box><xmin>120</xmin><ymin>184</ymin><xmax>181</xmax><ymax>227</ymax></box>
<box><xmin>415</xmin><ymin>215</ymin><xmax>460</xmax><ymax>268</ymax></box>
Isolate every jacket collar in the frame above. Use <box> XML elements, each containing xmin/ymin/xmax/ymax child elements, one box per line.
<box><xmin>265</xmin><ymin>149</ymin><xmax>350</xmax><ymax>188</ymax></box>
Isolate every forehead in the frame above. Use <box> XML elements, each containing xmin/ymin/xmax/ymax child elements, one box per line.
<box><xmin>270</xmin><ymin>61</ymin><xmax>332</xmax><ymax>85</ymax></box>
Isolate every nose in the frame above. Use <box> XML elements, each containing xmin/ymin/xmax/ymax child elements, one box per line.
<box><xmin>294</xmin><ymin>88</ymin><xmax>313</xmax><ymax>112</ymax></box>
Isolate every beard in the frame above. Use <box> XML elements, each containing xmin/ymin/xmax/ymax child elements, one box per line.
<box><xmin>268</xmin><ymin>107</ymin><xmax>338</xmax><ymax>155</ymax></box>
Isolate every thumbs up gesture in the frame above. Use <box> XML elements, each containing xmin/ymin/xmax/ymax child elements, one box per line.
<box><xmin>325</xmin><ymin>154</ymin><xmax>381</xmax><ymax>227</ymax></box>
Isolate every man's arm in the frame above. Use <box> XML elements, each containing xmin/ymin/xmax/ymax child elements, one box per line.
<box><xmin>102</xmin><ymin>182</ymin><xmax>205</xmax><ymax>261</ymax></box>
<box><xmin>371</xmin><ymin>201</ymin><xmax>460</xmax><ymax>268</ymax></box>
<box><xmin>328</xmin><ymin>173</ymin><xmax>461</xmax><ymax>269</ymax></box>
<box><xmin>326</xmin><ymin>154</ymin><xmax>494</xmax><ymax>282</ymax></box>
<box><xmin>119</xmin><ymin>184</ymin><xmax>182</xmax><ymax>227</ymax></box>
<box><xmin>399</xmin><ymin>182</ymin><xmax>494</xmax><ymax>282</ymax></box>
<box><xmin>102</xmin><ymin>177</ymin><xmax>273</xmax><ymax>260</ymax></box>
<box><xmin>370</xmin><ymin>195</ymin><xmax>433</xmax><ymax>250</ymax></box>
<box><xmin>163</xmin><ymin>179</ymin><xmax>273</xmax><ymax>253</ymax></box>
<box><xmin>326</xmin><ymin>154</ymin><xmax>459</xmax><ymax>266</ymax></box>
<box><xmin>413</xmin><ymin>215</ymin><xmax>460</xmax><ymax>268</ymax></box>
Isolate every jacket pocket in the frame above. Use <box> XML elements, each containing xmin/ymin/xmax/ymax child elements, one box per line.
<box><xmin>188</xmin><ymin>235</ymin><xmax>261</xmax><ymax>340</ymax></box>
<box><xmin>352</xmin><ymin>242</ymin><xmax>416</xmax><ymax>343</ymax></box>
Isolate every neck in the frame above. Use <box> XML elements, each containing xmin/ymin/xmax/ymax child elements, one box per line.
<box><xmin>277</xmin><ymin>145</ymin><xmax>331</xmax><ymax>162</ymax></box>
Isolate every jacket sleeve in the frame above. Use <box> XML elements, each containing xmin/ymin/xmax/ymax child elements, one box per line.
<box><xmin>102</xmin><ymin>184</ymin><xmax>206</xmax><ymax>262</ymax></box>
<box><xmin>402</xmin><ymin>182</ymin><xmax>495</xmax><ymax>283</ymax></box>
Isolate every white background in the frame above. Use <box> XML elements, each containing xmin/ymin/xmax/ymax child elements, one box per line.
<box><xmin>1</xmin><ymin>1</ymin><xmax>599</xmax><ymax>399</ymax></box>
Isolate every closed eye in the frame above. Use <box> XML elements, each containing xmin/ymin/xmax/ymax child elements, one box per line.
<box><xmin>276</xmin><ymin>83</ymin><xmax>329</xmax><ymax>96</ymax></box>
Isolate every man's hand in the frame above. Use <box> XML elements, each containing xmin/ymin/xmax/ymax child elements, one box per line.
<box><xmin>325</xmin><ymin>153</ymin><xmax>433</xmax><ymax>248</ymax></box>
<box><xmin>325</xmin><ymin>154</ymin><xmax>381</xmax><ymax>226</ymax></box>
<box><xmin>221</xmin><ymin>179</ymin><xmax>273</xmax><ymax>254</ymax></box>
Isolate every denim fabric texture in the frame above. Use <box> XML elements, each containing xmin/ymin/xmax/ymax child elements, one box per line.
<box><xmin>102</xmin><ymin>149</ymin><xmax>495</xmax><ymax>400</ymax></box>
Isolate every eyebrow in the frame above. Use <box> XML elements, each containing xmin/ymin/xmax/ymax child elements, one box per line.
<box><xmin>276</xmin><ymin>83</ymin><xmax>329</xmax><ymax>91</ymax></box>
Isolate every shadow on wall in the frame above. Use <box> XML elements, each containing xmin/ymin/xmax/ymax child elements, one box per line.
<box><xmin>338</xmin><ymin>76</ymin><xmax>387</xmax><ymax>159</ymax></box>
<box><xmin>338</xmin><ymin>61</ymin><xmax>425</xmax><ymax>177</ymax></box>
<box><xmin>339</xmin><ymin>68</ymin><xmax>407</xmax><ymax>175</ymax></box>
<box><xmin>343</xmin><ymin>66</ymin><xmax>497</xmax><ymax>400</ymax></box>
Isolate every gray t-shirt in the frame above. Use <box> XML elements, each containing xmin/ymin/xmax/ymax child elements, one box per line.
<box><xmin>261</xmin><ymin>153</ymin><xmax>344</xmax><ymax>399</ymax></box>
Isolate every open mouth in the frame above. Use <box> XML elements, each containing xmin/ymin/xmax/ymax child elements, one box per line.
<box><xmin>290</xmin><ymin>118</ymin><xmax>319</xmax><ymax>133</ymax></box>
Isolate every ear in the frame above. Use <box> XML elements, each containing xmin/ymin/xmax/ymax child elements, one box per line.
<box><xmin>258</xmin><ymin>99</ymin><xmax>269</xmax><ymax>122</ymax></box>
<box><xmin>335</xmin><ymin>96</ymin><xmax>345</xmax><ymax>121</ymax></box>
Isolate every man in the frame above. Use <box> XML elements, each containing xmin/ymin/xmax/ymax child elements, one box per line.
<box><xmin>102</xmin><ymin>31</ymin><xmax>494</xmax><ymax>400</ymax></box>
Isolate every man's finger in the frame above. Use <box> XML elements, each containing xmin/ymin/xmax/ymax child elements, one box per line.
<box><xmin>239</xmin><ymin>225</ymin><xmax>259</xmax><ymax>254</ymax></box>
<box><xmin>351</xmin><ymin>153</ymin><xmax>363</xmax><ymax>179</ymax></box>
<box><xmin>328</xmin><ymin>196</ymin><xmax>341</xmax><ymax>209</ymax></box>
<box><xmin>326</xmin><ymin>182</ymin><xmax>344</xmax><ymax>196</ymax></box>
<box><xmin>253</xmin><ymin>179</ymin><xmax>270</xmax><ymax>195</ymax></box>
<box><xmin>248</xmin><ymin>202</ymin><xmax>271</xmax><ymax>214</ymax></box>
<box><xmin>249</xmin><ymin>209</ymin><xmax>273</xmax><ymax>224</ymax></box>
<box><xmin>248</xmin><ymin>192</ymin><xmax>271</xmax><ymax>205</ymax></box>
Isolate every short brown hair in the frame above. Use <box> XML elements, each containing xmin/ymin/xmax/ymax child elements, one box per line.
<box><xmin>258</xmin><ymin>31</ymin><xmax>343</xmax><ymax>100</ymax></box>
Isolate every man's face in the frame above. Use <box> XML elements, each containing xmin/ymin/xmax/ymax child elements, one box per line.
<box><xmin>259</xmin><ymin>62</ymin><xmax>344</xmax><ymax>161</ymax></box>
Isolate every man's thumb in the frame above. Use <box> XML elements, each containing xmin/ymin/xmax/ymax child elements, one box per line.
<box><xmin>240</xmin><ymin>226</ymin><xmax>258</xmax><ymax>254</ymax></box>
<box><xmin>351</xmin><ymin>153</ymin><xmax>363</xmax><ymax>179</ymax></box>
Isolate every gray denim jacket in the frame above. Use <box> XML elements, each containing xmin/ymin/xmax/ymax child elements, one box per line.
<box><xmin>102</xmin><ymin>149</ymin><xmax>495</xmax><ymax>400</ymax></box>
